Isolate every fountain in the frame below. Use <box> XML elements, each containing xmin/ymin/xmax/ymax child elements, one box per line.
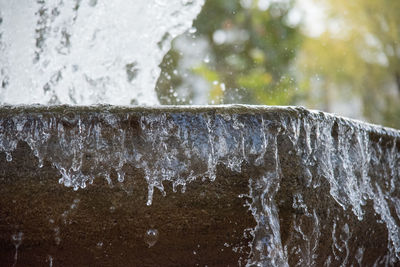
<box><xmin>0</xmin><ymin>1</ymin><xmax>399</xmax><ymax>266</ymax></box>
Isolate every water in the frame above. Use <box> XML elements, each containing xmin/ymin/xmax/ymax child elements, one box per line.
<box><xmin>144</xmin><ymin>228</ymin><xmax>159</xmax><ymax>248</ymax></box>
<box><xmin>11</xmin><ymin>232</ymin><xmax>23</xmax><ymax>267</ymax></box>
<box><xmin>0</xmin><ymin>105</ymin><xmax>399</xmax><ymax>265</ymax></box>
<box><xmin>1</xmin><ymin>1</ymin><xmax>400</xmax><ymax>265</ymax></box>
<box><xmin>0</xmin><ymin>0</ymin><xmax>204</xmax><ymax>105</ymax></box>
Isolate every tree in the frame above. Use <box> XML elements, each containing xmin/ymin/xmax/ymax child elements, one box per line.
<box><xmin>297</xmin><ymin>0</ymin><xmax>400</xmax><ymax>128</ymax></box>
<box><xmin>156</xmin><ymin>0</ymin><xmax>303</xmax><ymax>105</ymax></box>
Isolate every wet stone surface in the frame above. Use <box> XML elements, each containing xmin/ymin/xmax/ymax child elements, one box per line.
<box><xmin>0</xmin><ymin>105</ymin><xmax>399</xmax><ymax>266</ymax></box>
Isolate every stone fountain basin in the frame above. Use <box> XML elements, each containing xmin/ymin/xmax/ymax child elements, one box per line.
<box><xmin>0</xmin><ymin>105</ymin><xmax>399</xmax><ymax>266</ymax></box>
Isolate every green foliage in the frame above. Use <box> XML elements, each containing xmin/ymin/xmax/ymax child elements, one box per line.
<box><xmin>156</xmin><ymin>0</ymin><xmax>400</xmax><ymax>129</ymax></box>
<box><xmin>156</xmin><ymin>0</ymin><xmax>303</xmax><ymax>105</ymax></box>
<box><xmin>297</xmin><ymin>0</ymin><xmax>400</xmax><ymax>128</ymax></box>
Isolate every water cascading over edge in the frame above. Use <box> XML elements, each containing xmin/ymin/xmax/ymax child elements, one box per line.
<box><xmin>1</xmin><ymin>1</ymin><xmax>400</xmax><ymax>266</ymax></box>
<box><xmin>0</xmin><ymin>105</ymin><xmax>399</xmax><ymax>266</ymax></box>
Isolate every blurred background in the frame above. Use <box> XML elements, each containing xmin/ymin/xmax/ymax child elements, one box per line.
<box><xmin>156</xmin><ymin>0</ymin><xmax>400</xmax><ymax>129</ymax></box>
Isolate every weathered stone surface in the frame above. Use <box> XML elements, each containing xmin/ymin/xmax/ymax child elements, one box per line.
<box><xmin>0</xmin><ymin>105</ymin><xmax>399</xmax><ymax>266</ymax></box>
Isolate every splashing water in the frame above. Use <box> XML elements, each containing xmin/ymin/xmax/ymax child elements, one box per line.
<box><xmin>1</xmin><ymin>1</ymin><xmax>400</xmax><ymax>265</ymax></box>
<box><xmin>0</xmin><ymin>105</ymin><xmax>399</xmax><ymax>265</ymax></box>
<box><xmin>0</xmin><ymin>0</ymin><xmax>204</xmax><ymax>105</ymax></box>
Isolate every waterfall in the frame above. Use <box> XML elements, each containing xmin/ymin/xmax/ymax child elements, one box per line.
<box><xmin>0</xmin><ymin>105</ymin><xmax>399</xmax><ymax>265</ymax></box>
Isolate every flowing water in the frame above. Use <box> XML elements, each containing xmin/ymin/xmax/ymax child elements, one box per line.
<box><xmin>0</xmin><ymin>105</ymin><xmax>399</xmax><ymax>265</ymax></box>
<box><xmin>0</xmin><ymin>1</ymin><xmax>400</xmax><ymax>266</ymax></box>
<box><xmin>0</xmin><ymin>0</ymin><xmax>204</xmax><ymax>105</ymax></box>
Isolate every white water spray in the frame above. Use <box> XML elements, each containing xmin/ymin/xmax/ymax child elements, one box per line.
<box><xmin>0</xmin><ymin>0</ymin><xmax>204</xmax><ymax>105</ymax></box>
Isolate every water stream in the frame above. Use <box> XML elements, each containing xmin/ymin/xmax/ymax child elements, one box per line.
<box><xmin>1</xmin><ymin>1</ymin><xmax>400</xmax><ymax>266</ymax></box>
<box><xmin>0</xmin><ymin>0</ymin><xmax>204</xmax><ymax>105</ymax></box>
<box><xmin>0</xmin><ymin>105</ymin><xmax>399</xmax><ymax>265</ymax></box>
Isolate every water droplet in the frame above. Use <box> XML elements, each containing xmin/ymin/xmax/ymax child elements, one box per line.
<box><xmin>220</xmin><ymin>83</ymin><xmax>226</xmax><ymax>92</ymax></box>
<box><xmin>46</xmin><ymin>255</ymin><xmax>54</xmax><ymax>267</ymax></box>
<box><xmin>6</xmin><ymin>152</ymin><xmax>12</xmax><ymax>162</ymax></box>
<box><xmin>38</xmin><ymin>158</ymin><xmax>44</xmax><ymax>168</ymax></box>
<box><xmin>188</xmin><ymin>27</ymin><xmax>197</xmax><ymax>34</ymax></box>
<box><xmin>117</xmin><ymin>171</ymin><xmax>125</xmax><ymax>182</ymax></box>
<box><xmin>11</xmin><ymin>232</ymin><xmax>23</xmax><ymax>246</ymax></box>
<box><xmin>11</xmin><ymin>232</ymin><xmax>23</xmax><ymax>266</ymax></box>
<box><xmin>144</xmin><ymin>229</ymin><xmax>159</xmax><ymax>248</ymax></box>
